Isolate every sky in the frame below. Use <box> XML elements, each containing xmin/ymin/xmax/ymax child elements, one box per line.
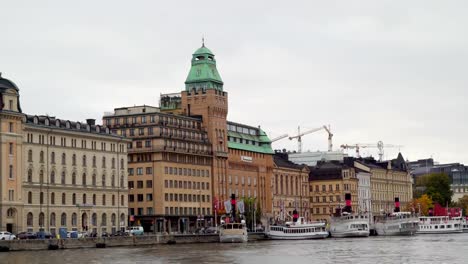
<box><xmin>2</xmin><ymin>0</ymin><xmax>467</xmax><ymax>164</ymax></box>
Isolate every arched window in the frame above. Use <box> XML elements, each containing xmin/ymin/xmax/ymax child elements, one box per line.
<box><xmin>102</xmin><ymin>194</ymin><xmax>106</xmax><ymax>206</ymax></box>
<box><xmin>28</xmin><ymin>150</ymin><xmax>33</xmax><ymax>162</ymax></box>
<box><xmin>61</xmin><ymin>171</ymin><xmax>66</xmax><ymax>184</ymax></box>
<box><xmin>72</xmin><ymin>172</ymin><xmax>76</xmax><ymax>185</ymax></box>
<box><xmin>62</xmin><ymin>193</ymin><xmax>66</xmax><ymax>205</ymax></box>
<box><xmin>27</xmin><ymin>212</ymin><xmax>33</xmax><ymax>226</ymax></box>
<box><xmin>27</xmin><ymin>169</ymin><xmax>33</xmax><ymax>183</ymax></box>
<box><xmin>82</xmin><ymin>155</ymin><xmax>87</xmax><ymax>166</ymax></box>
<box><xmin>72</xmin><ymin>193</ymin><xmax>76</xmax><ymax>205</ymax></box>
<box><xmin>82</xmin><ymin>173</ymin><xmax>87</xmax><ymax>186</ymax></box>
<box><xmin>120</xmin><ymin>213</ymin><xmax>125</xmax><ymax>225</ymax></box>
<box><xmin>50</xmin><ymin>212</ymin><xmax>56</xmax><ymax>226</ymax></box>
<box><xmin>61</xmin><ymin>153</ymin><xmax>66</xmax><ymax>165</ymax></box>
<box><xmin>102</xmin><ymin>174</ymin><xmax>106</xmax><ymax>186</ymax></box>
<box><xmin>40</xmin><ymin>151</ymin><xmax>44</xmax><ymax>163</ymax></box>
<box><xmin>50</xmin><ymin>171</ymin><xmax>55</xmax><ymax>184</ymax></box>
<box><xmin>61</xmin><ymin>213</ymin><xmax>67</xmax><ymax>226</ymax></box>
<box><xmin>102</xmin><ymin>157</ymin><xmax>106</xmax><ymax>168</ymax></box>
<box><xmin>93</xmin><ymin>194</ymin><xmax>96</xmax><ymax>205</ymax></box>
<box><xmin>92</xmin><ymin>213</ymin><xmax>97</xmax><ymax>226</ymax></box>
<box><xmin>72</xmin><ymin>154</ymin><xmax>76</xmax><ymax>166</ymax></box>
<box><xmin>112</xmin><ymin>195</ymin><xmax>115</xmax><ymax>206</ymax></box>
<box><xmin>39</xmin><ymin>170</ymin><xmax>44</xmax><ymax>183</ymax></box>
<box><xmin>28</xmin><ymin>191</ymin><xmax>32</xmax><ymax>204</ymax></box>
<box><xmin>101</xmin><ymin>213</ymin><xmax>107</xmax><ymax>226</ymax></box>
<box><xmin>83</xmin><ymin>194</ymin><xmax>87</xmax><ymax>204</ymax></box>
<box><xmin>7</xmin><ymin>208</ymin><xmax>15</xmax><ymax>218</ymax></box>
<box><xmin>51</xmin><ymin>152</ymin><xmax>55</xmax><ymax>164</ymax></box>
<box><xmin>92</xmin><ymin>174</ymin><xmax>96</xmax><ymax>186</ymax></box>
<box><xmin>51</xmin><ymin>192</ymin><xmax>55</xmax><ymax>204</ymax></box>
<box><xmin>111</xmin><ymin>213</ymin><xmax>116</xmax><ymax>226</ymax></box>
<box><xmin>39</xmin><ymin>212</ymin><xmax>45</xmax><ymax>227</ymax></box>
<box><xmin>71</xmin><ymin>213</ymin><xmax>77</xmax><ymax>226</ymax></box>
<box><xmin>92</xmin><ymin>156</ymin><xmax>96</xmax><ymax>167</ymax></box>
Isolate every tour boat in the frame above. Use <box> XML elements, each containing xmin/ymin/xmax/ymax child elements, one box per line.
<box><xmin>461</xmin><ymin>217</ymin><xmax>468</xmax><ymax>232</ymax></box>
<box><xmin>374</xmin><ymin>198</ymin><xmax>419</xmax><ymax>236</ymax></box>
<box><xmin>219</xmin><ymin>219</ymin><xmax>248</xmax><ymax>243</ymax></box>
<box><xmin>219</xmin><ymin>194</ymin><xmax>248</xmax><ymax>243</ymax></box>
<box><xmin>329</xmin><ymin>193</ymin><xmax>370</xmax><ymax>238</ymax></box>
<box><xmin>417</xmin><ymin>216</ymin><xmax>463</xmax><ymax>234</ymax></box>
<box><xmin>268</xmin><ymin>217</ymin><xmax>328</xmax><ymax>240</ymax></box>
<box><xmin>374</xmin><ymin>212</ymin><xmax>419</xmax><ymax>236</ymax></box>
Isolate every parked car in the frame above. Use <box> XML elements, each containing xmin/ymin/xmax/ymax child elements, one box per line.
<box><xmin>36</xmin><ymin>231</ymin><xmax>54</xmax><ymax>239</ymax></box>
<box><xmin>101</xmin><ymin>232</ymin><xmax>110</xmax><ymax>238</ymax></box>
<box><xmin>0</xmin><ymin>231</ymin><xmax>16</xmax><ymax>240</ymax></box>
<box><xmin>111</xmin><ymin>230</ymin><xmax>129</xmax><ymax>237</ymax></box>
<box><xmin>128</xmin><ymin>226</ymin><xmax>144</xmax><ymax>236</ymax></box>
<box><xmin>17</xmin><ymin>232</ymin><xmax>37</xmax><ymax>240</ymax></box>
<box><xmin>204</xmin><ymin>227</ymin><xmax>218</xmax><ymax>234</ymax></box>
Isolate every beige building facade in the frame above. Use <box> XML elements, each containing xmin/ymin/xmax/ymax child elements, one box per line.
<box><xmin>0</xmin><ymin>73</ymin><xmax>129</xmax><ymax>235</ymax></box>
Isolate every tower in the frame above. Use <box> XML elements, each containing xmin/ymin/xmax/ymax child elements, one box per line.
<box><xmin>181</xmin><ymin>44</ymin><xmax>229</xmax><ymax>209</ymax></box>
<box><xmin>0</xmin><ymin>73</ymin><xmax>25</xmax><ymax>233</ymax></box>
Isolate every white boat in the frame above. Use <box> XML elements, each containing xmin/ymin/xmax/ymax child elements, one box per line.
<box><xmin>330</xmin><ymin>212</ymin><xmax>370</xmax><ymax>238</ymax></box>
<box><xmin>219</xmin><ymin>220</ymin><xmax>248</xmax><ymax>243</ymax></box>
<box><xmin>461</xmin><ymin>217</ymin><xmax>468</xmax><ymax>232</ymax></box>
<box><xmin>374</xmin><ymin>212</ymin><xmax>419</xmax><ymax>236</ymax></box>
<box><xmin>268</xmin><ymin>217</ymin><xmax>328</xmax><ymax>240</ymax></box>
<box><xmin>417</xmin><ymin>216</ymin><xmax>463</xmax><ymax>234</ymax></box>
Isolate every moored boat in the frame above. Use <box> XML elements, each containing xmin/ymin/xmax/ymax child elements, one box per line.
<box><xmin>374</xmin><ymin>198</ymin><xmax>419</xmax><ymax>236</ymax></box>
<box><xmin>219</xmin><ymin>194</ymin><xmax>248</xmax><ymax>243</ymax></box>
<box><xmin>329</xmin><ymin>193</ymin><xmax>370</xmax><ymax>238</ymax></box>
<box><xmin>417</xmin><ymin>216</ymin><xmax>463</xmax><ymax>234</ymax></box>
<box><xmin>268</xmin><ymin>212</ymin><xmax>328</xmax><ymax>240</ymax></box>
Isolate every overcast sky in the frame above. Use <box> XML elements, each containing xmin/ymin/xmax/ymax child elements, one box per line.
<box><xmin>2</xmin><ymin>0</ymin><xmax>467</xmax><ymax>164</ymax></box>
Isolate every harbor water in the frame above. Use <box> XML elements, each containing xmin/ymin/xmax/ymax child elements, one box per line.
<box><xmin>3</xmin><ymin>234</ymin><xmax>468</xmax><ymax>264</ymax></box>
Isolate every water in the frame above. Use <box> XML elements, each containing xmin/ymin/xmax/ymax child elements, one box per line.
<box><xmin>2</xmin><ymin>234</ymin><xmax>468</xmax><ymax>264</ymax></box>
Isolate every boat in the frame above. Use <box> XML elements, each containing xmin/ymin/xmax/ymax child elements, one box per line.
<box><xmin>219</xmin><ymin>194</ymin><xmax>248</xmax><ymax>243</ymax></box>
<box><xmin>329</xmin><ymin>193</ymin><xmax>370</xmax><ymax>238</ymax></box>
<box><xmin>374</xmin><ymin>198</ymin><xmax>419</xmax><ymax>236</ymax></box>
<box><xmin>374</xmin><ymin>212</ymin><xmax>419</xmax><ymax>236</ymax></box>
<box><xmin>219</xmin><ymin>219</ymin><xmax>248</xmax><ymax>243</ymax></box>
<box><xmin>417</xmin><ymin>216</ymin><xmax>463</xmax><ymax>234</ymax></box>
<box><xmin>268</xmin><ymin>211</ymin><xmax>328</xmax><ymax>240</ymax></box>
<box><xmin>461</xmin><ymin>217</ymin><xmax>468</xmax><ymax>232</ymax></box>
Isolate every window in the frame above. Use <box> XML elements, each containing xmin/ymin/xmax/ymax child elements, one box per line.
<box><xmin>146</xmin><ymin>194</ymin><xmax>153</xmax><ymax>201</ymax></box>
<box><xmin>93</xmin><ymin>194</ymin><xmax>97</xmax><ymax>205</ymax></box>
<box><xmin>72</xmin><ymin>154</ymin><xmax>76</xmax><ymax>166</ymax></box>
<box><xmin>9</xmin><ymin>143</ymin><xmax>13</xmax><ymax>155</ymax></box>
<box><xmin>51</xmin><ymin>152</ymin><xmax>55</xmax><ymax>164</ymax></box>
<box><xmin>146</xmin><ymin>167</ymin><xmax>152</xmax><ymax>174</ymax></box>
<box><xmin>8</xmin><ymin>190</ymin><xmax>14</xmax><ymax>201</ymax></box>
<box><xmin>72</xmin><ymin>172</ymin><xmax>76</xmax><ymax>185</ymax></box>
<box><xmin>82</xmin><ymin>173</ymin><xmax>87</xmax><ymax>186</ymax></box>
<box><xmin>102</xmin><ymin>194</ymin><xmax>106</xmax><ymax>206</ymax></box>
<box><xmin>62</xmin><ymin>193</ymin><xmax>66</xmax><ymax>205</ymax></box>
<box><xmin>51</xmin><ymin>192</ymin><xmax>55</xmax><ymax>204</ymax></box>
<box><xmin>28</xmin><ymin>150</ymin><xmax>33</xmax><ymax>162</ymax></box>
<box><xmin>72</xmin><ymin>193</ymin><xmax>76</xmax><ymax>205</ymax></box>
<box><xmin>137</xmin><ymin>181</ymin><xmax>143</xmax><ymax>188</ymax></box>
<box><xmin>9</xmin><ymin>165</ymin><xmax>13</xmax><ymax>179</ymax></box>
<box><xmin>27</xmin><ymin>213</ymin><xmax>33</xmax><ymax>226</ymax></box>
<box><xmin>102</xmin><ymin>174</ymin><xmax>106</xmax><ymax>186</ymax></box>
<box><xmin>27</xmin><ymin>169</ymin><xmax>33</xmax><ymax>183</ymax></box>
<box><xmin>61</xmin><ymin>213</ymin><xmax>67</xmax><ymax>226</ymax></box>
<box><xmin>137</xmin><ymin>168</ymin><xmax>143</xmax><ymax>175</ymax></box>
<box><xmin>146</xmin><ymin>180</ymin><xmax>153</xmax><ymax>188</ymax></box>
<box><xmin>83</xmin><ymin>194</ymin><xmax>87</xmax><ymax>204</ymax></box>
<box><xmin>128</xmin><ymin>181</ymin><xmax>134</xmax><ymax>189</ymax></box>
<box><xmin>72</xmin><ymin>213</ymin><xmax>77</xmax><ymax>226</ymax></box>
<box><xmin>50</xmin><ymin>171</ymin><xmax>55</xmax><ymax>184</ymax></box>
<box><xmin>129</xmin><ymin>195</ymin><xmax>135</xmax><ymax>202</ymax></box>
<box><xmin>92</xmin><ymin>174</ymin><xmax>97</xmax><ymax>186</ymax></box>
<box><xmin>9</xmin><ymin>122</ymin><xmax>14</xmax><ymax>132</ymax></box>
<box><xmin>40</xmin><ymin>192</ymin><xmax>44</xmax><ymax>204</ymax></box>
<box><xmin>50</xmin><ymin>213</ymin><xmax>56</xmax><ymax>226</ymax></box>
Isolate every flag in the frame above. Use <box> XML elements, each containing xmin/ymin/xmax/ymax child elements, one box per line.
<box><xmin>237</xmin><ymin>201</ymin><xmax>245</xmax><ymax>214</ymax></box>
<box><xmin>224</xmin><ymin>200</ymin><xmax>232</xmax><ymax>213</ymax></box>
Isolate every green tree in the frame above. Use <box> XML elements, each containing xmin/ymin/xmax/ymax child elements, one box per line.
<box><xmin>424</xmin><ymin>173</ymin><xmax>453</xmax><ymax>206</ymax></box>
<box><xmin>242</xmin><ymin>197</ymin><xmax>262</xmax><ymax>230</ymax></box>
<box><xmin>454</xmin><ymin>195</ymin><xmax>468</xmax><ymax>216</ymax></box>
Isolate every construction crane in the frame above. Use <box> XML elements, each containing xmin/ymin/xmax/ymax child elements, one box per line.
<box><xmin>271</xmin><ymin>134</ymin><xmax>289</xmax><ymax>143</ymax></box>
<box><xmin>340</xmin><ymin>141</ymin><xmax>402</xmax><ymax>161</ymax></box>
<box><xmin>289</xmin><ymin>125</ymin><xmax>333</xmax><ymax>153</ymax></box>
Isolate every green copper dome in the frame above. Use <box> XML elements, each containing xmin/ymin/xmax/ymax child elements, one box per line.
<box><xmin>185</xmin><ymin>44</ymin><xmax>223</xmax><ymax>92</ymax></box>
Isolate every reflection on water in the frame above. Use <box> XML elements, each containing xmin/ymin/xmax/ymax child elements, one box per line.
<box><xmin>3</xmin><ymin>234</ymin><xmax>468</xmax><ymax>264</ymax></box>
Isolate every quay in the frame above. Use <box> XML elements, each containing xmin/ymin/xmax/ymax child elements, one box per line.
<box><xmin>0</xmin><ymin>233</ymin><xmax>267</xmax><ymax>252</ymax></box>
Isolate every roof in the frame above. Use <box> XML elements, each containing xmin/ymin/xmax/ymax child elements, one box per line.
<box><xmin>0</xmin><ymin>73</ymin><xmax>19</xmax><ymax>91</ymax></box>
<box><xmin>227</xmin><ymin>121</ymin><xmax>274</xmax><ymax>154</ymax></box>
<box><xmin>194</xmin><ymin>46</ymin><xmax>214</xmax><ymax>55</ymax></box>
<box><xmin>274</xmin><ymin>153</ymin><xmax>306</xmax><ymax>170</ymax></box>
<box><xmin>308</xmin><ymin>161</ymin><xmax>347</xmax><ymax>181</ymax></box>
<box><xmin>185</xmin><ymin>45</ymin><xmax>223</xmax><ymax>91</ymax></box>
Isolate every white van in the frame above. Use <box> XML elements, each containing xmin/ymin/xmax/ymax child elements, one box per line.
<box><xmin>127</xmin><ymin>226</ymin><xmax>144</xmax><ymax>236</ymax></box>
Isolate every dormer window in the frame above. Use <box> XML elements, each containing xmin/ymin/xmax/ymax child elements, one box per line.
<box><xmin>55</xmin><ymin>120</ymin><xmax>60</xmax><ymax>127</ymax></box>
<box><xmin>96</xmin><ymin>126</ymin><xmax>101</xmax><ymax>133</ymax></box>
<box><xmin>45</xmin><ymin>119</ymin><xmax>50</xmax><ymax>126</ymax></box>
<box><xmin>76</xmin><ymin>123</ymin><xmax>81</xmax><ymax>130</ymax></box>
<box><xmin>34</xmin><ymin>117</ymin><xmax>39</xmax><ymax>124</ymax></box>
<box><xmin>105</xmin><ymin>127</ymin><xmax>110</xmax><ymax>134</ymax></box>
<box><xmin>86</xmin><ymin>125</ymin><xmax>91</xmax><ymax>132</ymax></box>
<box><xmin>66</xmin><ymin>121</ymin><xmax>71</xmax><ymax>129</ymax></box>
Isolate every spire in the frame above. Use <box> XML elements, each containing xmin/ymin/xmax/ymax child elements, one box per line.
<box><xmin>202</xmin><ymin>36</ymin><xmax>205</xmax><ymax>47</ymax></box>
<box><xmin>185</xmin><ymin>43</ymin><xmax>223</xmax><ymax>92</ymax></box>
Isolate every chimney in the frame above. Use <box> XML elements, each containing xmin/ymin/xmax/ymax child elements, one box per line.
<box><xmin>344</xmin><ymin>193</ymin><xmax>352</xmax><ymax>213</ymax></box>
<box><xmin>394</xmin><ymin>197</ymin><xmax>400</xmax><ymax>212</ymax></box>
<box><xmin>86</xmin><ymin>119</ymin><xmax>96</xmax><ymax>126</ymax></box>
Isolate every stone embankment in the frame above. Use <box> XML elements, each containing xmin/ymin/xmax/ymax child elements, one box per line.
<box><xmin>0</xmin><ymin>232</ymin><xmax>267</xmax><ymax>252</ymax></box>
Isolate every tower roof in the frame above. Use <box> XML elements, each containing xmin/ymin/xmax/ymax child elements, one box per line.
<box><xmin>0</xmin><ymin>73</ymin><xmax>19</xmax><ymax>91</ymax></box>
<box><xmin>185</xmin><ymin>44</ymin><xmax>223</xmax><ymax>91</ymax></box>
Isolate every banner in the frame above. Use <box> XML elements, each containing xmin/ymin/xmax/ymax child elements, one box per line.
<box><xmin>237</xmin><ymin>201</ymin><xmax>245</xmax><ymax>214</ymax></box>
<box><xmin>224</xmin><ymin>200</ymin><xmax>232</xmax><ymax>213</ymax></box>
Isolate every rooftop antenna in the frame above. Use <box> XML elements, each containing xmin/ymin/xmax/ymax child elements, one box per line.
<box><xmin>202</xmin><ymin>36</ymin><xmax>205</xmax><ymax>47</ymax></box>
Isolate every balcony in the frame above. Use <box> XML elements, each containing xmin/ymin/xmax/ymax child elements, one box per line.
<box><xmin>215</xmin><ymin>151</ymin><xmax>228</xmax><ymax>158</ymax></box>
<box><xmin>128</xmin><ymin>146</ymin><xmax>213</xmax><ymax>156</ymax></box>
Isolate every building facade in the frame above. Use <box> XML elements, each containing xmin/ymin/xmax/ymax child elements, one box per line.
<box><xmin>0</xmin><ymin>73</ymin><xmax>128</xmax><ymax>234</ymax></box>
<box><xmin>356</xmin><ymin>170</ymin><xmax>372</xmax><ymax>214</ymax></box>
<box><xmin>353</xmin><ymin>154</ymin><xmax>413</xmax><ymax>216</ymax></box>
<box><xmin>104</xmin><ymin>44</ymin><xmax>275</xmax><ymax>232</ymax></box>
<box><xmin>272</xmin><ymin>152</ymin><xmax>310</xmax><ymax>222</ymax></box>
<box><xmin>308</xmin><ymin>161</ymin><xmax>358</xmax><ymax>222</ymax></box>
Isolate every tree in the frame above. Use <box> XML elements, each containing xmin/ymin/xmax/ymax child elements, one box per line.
<box><xmin>424</xmin><ymin>173</ymin><xmax>453</xmax><ymax>206</ymax></box>
<box><xmin>405</xmin><ymin>194</ymin><xmax>433</xmax><ymax>216</ymax></box>
<box><xmin>242</xmin><ymin>197</ymin><xmax>262</xmax><ymax>230</ymax></box>
<box><xmin>454</xmin><ymin>195</ymin><xmax>468</xmax><ymax>216</ymax></box>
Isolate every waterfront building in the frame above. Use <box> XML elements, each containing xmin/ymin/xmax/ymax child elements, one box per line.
<box><xmin>352</xmin><ymin>154</ymin><xmax>413</xmax><ymax>216</ymax></box>
<box><xmin>356</xmin><ymin>170</ymin><xmax>372</xmax><ymax>214</ymax></box>
<box><xmin>0</xmin><ymin>73</ymin><xmax>128</xmax><ymax>234</ymax></box>
<box><xmin>308</xmin><ymin>161</ymin><xmax>358</xmax><ymax>222</ymax></box>
<box><xmin>272</xmin><ymin>152</ymin><xmax>310</xmax><ymax>222</ymax></box>
<box><xmin>103</xmin><ymin>44</ymin><xmax>275</xmax><ymax>232</ymax></box>
<box><xmin>288</xmin><ymin>151</ymin><xmax>347</xmax><ymax>166</ymax></box>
